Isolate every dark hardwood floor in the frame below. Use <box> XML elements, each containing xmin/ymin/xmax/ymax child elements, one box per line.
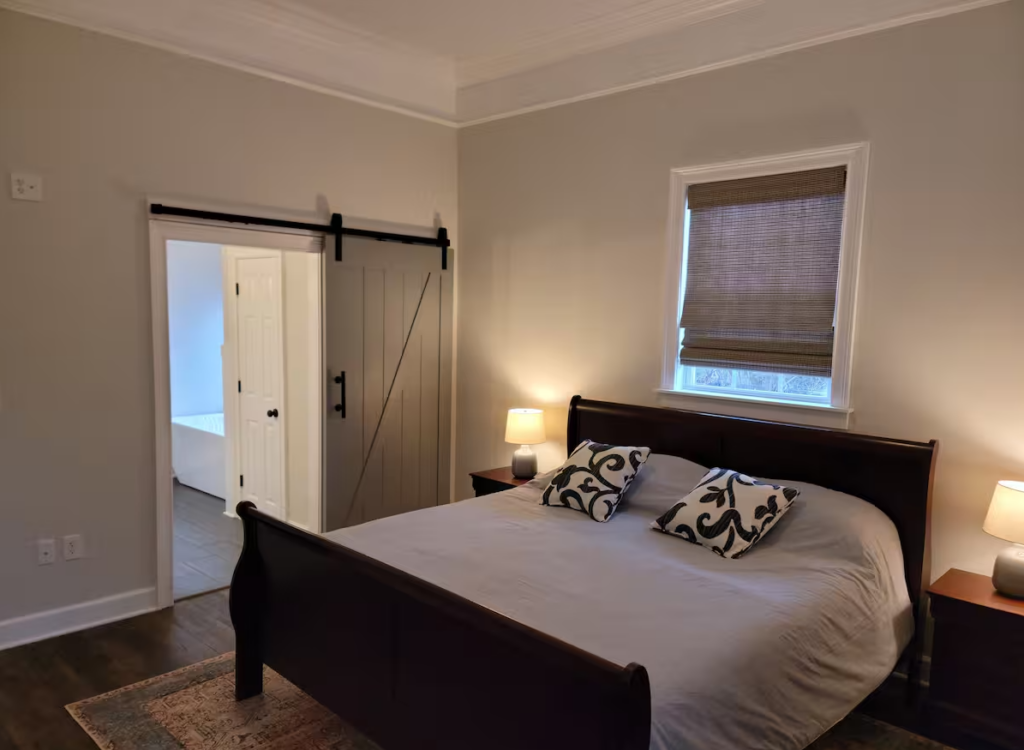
<box><xmin>0</xmin><ymin>591</ymin><xmax>233</xmax><ymax>750</ymax></box>
<box><xmin>173</xmin><ymin>483</ymin><xmax>242</xmax><ymax>600</ymax></box>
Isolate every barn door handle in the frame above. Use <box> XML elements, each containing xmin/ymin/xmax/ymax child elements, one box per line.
<box><xmin>267</xmin><ymin>408</ymin><xmax>279</xmax><ymax>418</ymax></box>
<box><xmin>333</xmin><ymin>372</ymin><xmax>346</xmax><ymax>418</ymax></box>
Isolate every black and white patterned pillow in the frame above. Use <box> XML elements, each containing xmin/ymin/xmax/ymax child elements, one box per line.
<box><xmin>652</xmin><ymin>468</ymin><xmax>799</xmax><ymax>558</ymax></box>
<box><xmin>541</xmin><ymin>441</ymin><xmax>651</xmax><ymax>522</ymax></box>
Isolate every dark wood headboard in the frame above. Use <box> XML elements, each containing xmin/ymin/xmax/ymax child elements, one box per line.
<box><xmin>567</xmin><ymin>396</ymin><xmax>937</xmax><ymax>654</ymax></box>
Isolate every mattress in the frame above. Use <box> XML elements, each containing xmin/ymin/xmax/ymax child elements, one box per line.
<box><xmin>324</xmin><ymin>456</ymin><xmax>913</xmax><ymax>750</ymax></box>
<box><xmin>171</xmin><ymin>412</ymin><xmax>225</xmax><ymax>436</ymax></box>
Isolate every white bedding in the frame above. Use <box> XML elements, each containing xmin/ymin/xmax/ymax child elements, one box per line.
<box><xmin>325</xmin><ymin>455</ymin><xmax>913</xmax><ymax>750</ymax></box>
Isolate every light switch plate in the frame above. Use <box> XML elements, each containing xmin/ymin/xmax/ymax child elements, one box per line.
<box><xmin>11</xmin><ymin>173</ymin><xmax>43</xmax><ymax>201</ymax></box>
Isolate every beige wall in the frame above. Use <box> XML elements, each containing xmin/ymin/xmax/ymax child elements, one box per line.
<box><xmin>457</xmin><ymin>2</ymin><xmax>1024</xmax><ymax>581</ymax></box>
<box><xmin>0</xmin><ymin>10</ymin><xmax>456</xmax><ymax>623</ymax></box>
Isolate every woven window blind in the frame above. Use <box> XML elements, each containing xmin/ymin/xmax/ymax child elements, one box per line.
<box><xmin>679</xmin><ymin>165</ymin><xmax>846</xmax><ymax>377</ymax></box>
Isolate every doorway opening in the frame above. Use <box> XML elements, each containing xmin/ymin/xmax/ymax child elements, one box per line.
<box><xmin>167</xmin><ymin>240</ymin><xmax>239</xmax><ymax>599</ymax></box>
<box><xmin>152</xmin><ymin>221</ymin><xmax>323</xmax><ymax>605</ymax></box>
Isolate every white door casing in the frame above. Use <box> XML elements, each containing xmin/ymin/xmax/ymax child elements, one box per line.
<box><xmin>226</xmin><ymin>248</ymin><xmax>287</xmax><ymax>520</ymax></box>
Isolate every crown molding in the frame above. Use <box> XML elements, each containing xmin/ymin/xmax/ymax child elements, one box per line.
<box><xmin>457</xmin><ymin>0</ymin><xmax>1011</xmax><ymax>125</ymax></box>
<box><xmin>0</xmin><ymin>0</ymin><xmax>1009</xmax><ymax>127</ymax></box>
<box><xmin>456</xmin><ymin>0</ymin><xmax>762</xmax><ymax>87</ymax></box>
<box><xmin>0</xmin><ymin>0</ymin><xmax>459</xmax><ymax>125</ymax></box>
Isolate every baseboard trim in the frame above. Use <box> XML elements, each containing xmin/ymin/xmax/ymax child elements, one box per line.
<box><xmin>0</xmin><ymin>587</ymin><xmax>158</xmax><ymax>652</ymax></box>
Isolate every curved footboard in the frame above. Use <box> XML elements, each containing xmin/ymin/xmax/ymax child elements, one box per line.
<box><xmin>230</xmin><ymin>501</ymin><xmax>652</xmax><ymax>750</ymax></box>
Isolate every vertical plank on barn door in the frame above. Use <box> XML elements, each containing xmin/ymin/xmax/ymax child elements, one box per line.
<box><xmin>418</xmin><ymin>272</ymin><xmax>440</xmax><ymax>510</ymax></box>
<box><xmin>380</xmin><ymin>271</ymin><xmax>406</xmax><ymax>520</ymax></box>
<box><xmin>401</xmin><ymin>272</ymin><xmax>424</xmax><ymax>514</ymax></box>
<box><xmin>361</xmin><ymin>269</ymin><xmax>385</xmax><ymax>524</ymax></box>
<box><xmin>323</xmin><ymin>263</ymin><xmax>362</xmax><ymax>532</ymax></box>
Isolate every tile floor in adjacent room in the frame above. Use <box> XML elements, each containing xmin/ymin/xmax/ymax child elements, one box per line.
<box><xmin>173</xmin><ymin>483</ymin><xmax>242</xmax><ymax>600</ymax></box>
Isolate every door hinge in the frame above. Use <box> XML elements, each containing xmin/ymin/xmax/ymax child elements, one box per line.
<box><xmin>235</xmin><ymin>282</ymin><xmax>240</xmax><ymax>295</ymax></box>
<box><xmin>238</xmin><ymin>380</ymin><xmax>241</xmax><ymax>393</ymax></box>
<box><xmin>240</xmin><ymin>474</ymin><xmax>244</xmax><ymax>487</ymax></box>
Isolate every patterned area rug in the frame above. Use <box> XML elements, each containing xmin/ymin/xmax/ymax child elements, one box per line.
<box><xmin>68</xmin><ymin>653</ymin><xmax>951</xmax><ymax>750</ymax></box>
<box><xmin>67</xmin><ymin>653</ymin><xmax>379</xmax><ymax>749</ymax></box>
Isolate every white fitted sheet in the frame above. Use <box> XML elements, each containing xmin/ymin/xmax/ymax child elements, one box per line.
<box><xmin>325</xmin><ymin>462</ymin><xmax>913</xmax><ymax>750</ymax></box>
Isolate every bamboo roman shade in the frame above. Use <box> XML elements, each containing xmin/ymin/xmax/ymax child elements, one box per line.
<box><xmin>679</xmin><ymin>165</ymin><xmax>846</xmax><ymax>377</ymax></box>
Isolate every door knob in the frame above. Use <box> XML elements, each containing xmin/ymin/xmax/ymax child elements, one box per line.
<box><xmin>267</xmin><ymin>408</ymin><xmax>279</xmax><ymax>418</ymax></box>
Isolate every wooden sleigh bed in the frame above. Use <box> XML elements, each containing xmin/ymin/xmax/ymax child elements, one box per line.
<box><xmin>229</xmin><ymin>396</ymin><xmax>936</xmax><ymax>750</ymax></box>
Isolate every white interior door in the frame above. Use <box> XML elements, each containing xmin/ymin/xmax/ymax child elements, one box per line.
<box><xmin>324</xmin><ymin>239</ymin><xmax>449</xmax><ymax>531</ymax></box>
<box><xmin>232</xmin><ymin>250</ymin><xmax>286</xmax><ymax>520</ymax></box>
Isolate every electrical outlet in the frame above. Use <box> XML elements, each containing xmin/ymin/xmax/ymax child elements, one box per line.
<box><xmin>63</xmin><ymin>534</ymin><xmax>84</xmax><ymax>561</ymax></box>
<box><xmin>37</xmin><ymin>539</ymin><xmax>56</xmax><ymax>565</ymax></box>
<box><xmin>11</xmin><ymin>173</ymin><xmax>43</xmax><ymax>202</ymax></box>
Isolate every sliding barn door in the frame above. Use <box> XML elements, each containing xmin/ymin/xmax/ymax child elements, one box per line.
<box><xmin>324</xmin><ymin>238</ymin><xmax>450</xmax><ymax>531</ymax></box>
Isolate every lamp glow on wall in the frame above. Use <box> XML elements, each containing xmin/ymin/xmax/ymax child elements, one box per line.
<box><xmin>506</xmin><ymin>408</ymin><xmax>546</xmax><ymax>479</ymax></box>
<box><xmin>983</xmin><ymin>480</ymin><xmax>1024</xmax><ymax>598</ymax></box>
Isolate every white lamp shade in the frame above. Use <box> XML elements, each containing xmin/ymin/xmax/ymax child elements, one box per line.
<box><xmin>505</xmin><ymin>409</ymin><xmax>546</xmax><ymax>445</ymax></box>
<box><xmin>983</xmin><ymin>480</ymin><xmax>1024</xmax><ymax>544</ymax></box>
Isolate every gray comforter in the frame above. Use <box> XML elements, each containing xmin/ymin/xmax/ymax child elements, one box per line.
<box><xmin>325</xmin><ymin>455</ymin><xmax>913</xmax><ymax>750</ymax></box>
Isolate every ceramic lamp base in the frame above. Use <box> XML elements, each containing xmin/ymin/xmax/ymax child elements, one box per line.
<box><xmin>511</xmin><ymin>445</ymin><xmax>538</xmax><ymax>479</ymax></box>
<box><xmin>993</xmin><ymin>544</ymin><xmax>1024</xmax><ymax>599</ymax></box>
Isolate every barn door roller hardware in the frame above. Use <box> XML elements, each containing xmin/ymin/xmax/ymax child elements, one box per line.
<box><xmin>149</xmin><ymin>204</ymin><xmax>451</xmax><ymax>270</ymax></box>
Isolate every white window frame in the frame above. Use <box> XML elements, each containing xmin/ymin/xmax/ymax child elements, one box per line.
<box><xmin>657</xmin><ymin>143</ymin><xmax>869</xmax><ymax>429</ymax></box>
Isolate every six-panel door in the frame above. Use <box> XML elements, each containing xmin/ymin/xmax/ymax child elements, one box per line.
<box><xmin>235</xmin><ymin>254</ymin><xmax>286</xmax><ymax>520</ymax></box>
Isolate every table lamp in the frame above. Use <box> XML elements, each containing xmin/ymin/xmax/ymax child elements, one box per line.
<box><xmin>505</xmin><ymin>408</ymin><xmax>546</xmax><ymax>479</ymax></box>
<box><xmin>983</xmin><ymin>480</ymin><xmax>1024</xmax><ymax>598</ymax></box>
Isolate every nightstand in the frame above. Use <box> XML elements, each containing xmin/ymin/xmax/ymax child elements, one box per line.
<box><xmin>469</xmin><ymin>467</ymin><xmax>531</xmax><ymax>497</ymax></box>
<box><xmin>928</xmin><ymin>568</ymin><xmax>1024</xmax><ymax>749</ymax></box>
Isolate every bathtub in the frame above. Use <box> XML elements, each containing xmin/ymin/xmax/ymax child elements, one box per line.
<box><xmin>171</xmin><ymin>412</ymin><xmax>226</xmax><ymax>500</ymax></box>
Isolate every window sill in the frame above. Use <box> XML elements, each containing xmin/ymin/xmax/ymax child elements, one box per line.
<box><xmin>655</xmin><ymin>388</ymin><xmax>852</xmax><ymax>429</ymax></box>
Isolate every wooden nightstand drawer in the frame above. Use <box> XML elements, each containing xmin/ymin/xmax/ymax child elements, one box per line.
<box><xmin>931</xmin><ymin>608</ymin><xmax>1024</xmax><ymax>716</ymax></box>
<box><xmin>928</xmin><ymin>569</ymin><xmax>1024</xmax><ymax>749</ymax></box>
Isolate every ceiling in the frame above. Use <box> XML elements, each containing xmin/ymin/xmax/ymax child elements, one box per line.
<box><xmin>0</xmin><ymin>0</ymin><xmax>1007</xmax><ymax>124</ymax></box>
<box><xmin>284</xmin><ymin>0</ymin><xmax>760</xmax><ymax>77</ymax></box>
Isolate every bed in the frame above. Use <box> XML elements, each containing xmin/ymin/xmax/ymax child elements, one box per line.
<box><xmin>171</xmin><ymin>412</ymin><xmax>226</xmax><ymax>499</ymax></box>
<box><xmin>230</xmin><ymin>396</ymin><xmax>936</xmax><ymax>750</ymax></box>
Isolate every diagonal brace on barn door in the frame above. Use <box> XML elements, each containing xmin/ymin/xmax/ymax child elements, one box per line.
<box><xmin>340</xmin><ymin>272</ymin><xmax>434</xmax><ymax>527</ymax></box>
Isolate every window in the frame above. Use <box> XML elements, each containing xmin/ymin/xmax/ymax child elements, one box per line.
<box><xmin>660</xmin><ymin>145</ymin><xmax>867</xmax><ymax>418</ymax></box>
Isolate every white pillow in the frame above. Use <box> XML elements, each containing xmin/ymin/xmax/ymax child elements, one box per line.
<box><xmin>651</xmin><ymin>468</ymin><xmax>799</xmax><ymax>558</ymax></box>
<box><xmin>541</xmin><ymin>440</ymin><xmax>650</xmax><ymax>522</ymax></box>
